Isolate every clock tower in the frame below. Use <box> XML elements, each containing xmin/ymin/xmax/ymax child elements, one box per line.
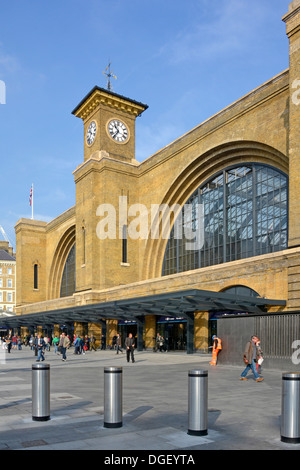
<box><xmin>72</xmin><ymin>86</ymin><xmax>148</xmax><ymax>163</ymax></box>
<box><xmin>72</xmin><ymin>85</ymin><xmax>148</xmax><ymax>293</ymax></box>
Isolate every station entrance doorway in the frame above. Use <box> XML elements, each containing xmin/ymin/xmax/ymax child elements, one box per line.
<box><xmin>117</xmin><ymin>320</ymin><xmax>137</xmax><ymax>349</ymax></box>
<box><xmin>156</xmin><ymin>317</ymin><xmax>187</xmax><ymax>351</ymax></box>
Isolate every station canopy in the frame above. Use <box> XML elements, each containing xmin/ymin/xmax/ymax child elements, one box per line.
<box><xmin>0</xmin><ymin>288</ymin><xmax>286</xmax><ymax>329</ymax></box>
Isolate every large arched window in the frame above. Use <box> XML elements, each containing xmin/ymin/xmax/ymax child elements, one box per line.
<box><xmin>60</xmin><ymin>244</ymin><xmax>76</xmax><ymax>297</ymax></box>
<box><xmin>162</xmin><ymin>164</ymin><xmax>288</xmax><ymax>276</ymax></box>
<box><xmin>222</xmin><ymin>285</ymin><xmax>260</xmax><ymax>298</ymax></box>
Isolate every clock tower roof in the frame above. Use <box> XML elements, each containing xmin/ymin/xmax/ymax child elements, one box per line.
<box><xmin>72</xmin><ymin>86</ymin><xmax>148</xmax><ymax>121</ymax></box>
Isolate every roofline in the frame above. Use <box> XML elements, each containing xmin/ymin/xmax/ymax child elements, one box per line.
<box><xmin>71</xmin><ymin>86</ymin><xmax>148</xmax><ymax>116</ymax></box>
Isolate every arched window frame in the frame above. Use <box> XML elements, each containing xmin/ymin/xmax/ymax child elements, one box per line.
<box><xmin>60</xmin><ymin>243</ymin><xmax>76</xmax><ymax>298</ymax></box>
<box><xmin>32</xmin><ymin>260</ymin><xmax>41</xmax><ymax>290</ymax></box>
<box><xmin>162</xmin><ymin>163</ymin><xmax>288</xmax><ymax>276</ymax></box>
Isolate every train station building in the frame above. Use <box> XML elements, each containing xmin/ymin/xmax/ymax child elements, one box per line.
<box><xmin>4</xmin><ymin>1</ymin><xmax>300</xmax><ymax>368</ymax></box>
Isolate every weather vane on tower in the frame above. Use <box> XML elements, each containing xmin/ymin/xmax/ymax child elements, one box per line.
<box><xmin>103</xmin><ymin>62</ymin><xmax>117</xmax><ymax>91</ymax></box>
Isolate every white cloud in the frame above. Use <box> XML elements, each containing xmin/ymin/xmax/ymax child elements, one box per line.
<box><xmin>0</xmin><ymin>44</ymin><xmax>20</xmax><ymax>75</ymax></box>
<box><xmin>158</xmin><ymin>0</ymin><xmax>269</xmax><ymax>65</ymax></box>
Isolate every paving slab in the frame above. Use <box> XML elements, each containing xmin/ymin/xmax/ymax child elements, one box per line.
<box><xmin>0</xmin><ymin>347</ymin><xmax>299</xmax><ymax>453</ymax></box>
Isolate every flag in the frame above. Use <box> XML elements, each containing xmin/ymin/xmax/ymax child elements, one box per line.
<box><xmin>29</xmin><ymin>185</ymin><xmax>33</xmax><ymax>206</ymax></box>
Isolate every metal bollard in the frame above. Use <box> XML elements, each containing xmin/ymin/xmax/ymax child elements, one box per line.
<box><xmin>32</xmin><ymin>363</ymin><xmax>50</xmax><ymax>421</ymax></box>
<box><xmin>187</xmin><ymin>369</ymin><xmax>208</xmax><ymax>436</ymax></box>
<box><xmin>104</xmin><ymin>367</ymin><xmax>123</xmax><ymax>428</ymax></box>
<box><xmin>281</xmin><ymin>372</ymin><xmax>300</xmax><ymax>443</ymax></box>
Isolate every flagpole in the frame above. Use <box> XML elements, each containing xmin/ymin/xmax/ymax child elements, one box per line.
<box><xmin>31</xmin><ymin>184</ymin><xmax>34</xmax><ymax>220</ymax></box>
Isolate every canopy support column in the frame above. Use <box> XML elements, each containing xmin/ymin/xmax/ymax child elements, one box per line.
<box><xmin>136</xmin><ymin>316</ymin><xmax>144</xmax><ymax>352</ymax></box>
<box><xmin>186</xmin><ymin>313</ymin><xmax>194</xmax><ymax>355</ymax></box>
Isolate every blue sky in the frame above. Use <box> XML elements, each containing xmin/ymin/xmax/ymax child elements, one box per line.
<box><xmin>0</xmin><ymin>0</ymin><xmax>289</xmax><ymax>249</ymax></box>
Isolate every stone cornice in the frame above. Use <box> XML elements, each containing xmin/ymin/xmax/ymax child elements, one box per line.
<box><xmin>72</xmin><ymin>86</ymin><xmax>148</xmax><ymax>121</ymax></box>
<box><xmin>46</xmin><ymin>206</ymin><xmax>75</xmax><ymax>233</ymax></box>
<box><xmin>14</xmin><ymin>218</ymin><xmax>47</xmax><ymax>235</ymax></box>
<box><xmin>282</xmin><ymin>1</ymin><xmax>300</xmax><ymax>37</ymax></box>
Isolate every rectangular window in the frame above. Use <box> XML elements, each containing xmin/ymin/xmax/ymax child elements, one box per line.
<box><xmin>82</xmin><ymin>227</ymin><xmax>85</xmax><ymax>264</ymax></box>
<box><xmin>7</xmin><ymin>279</ymin><xmax>12</xmax><ymax>288</ymax></box>
<box><xmin>122</xmin><ymin>225</ymin><xmax>128</xmax><ymax>263</ymax></box>
<box><xmin>7</xmin><ymin>292</ymin><xmax>13</xmax><ymax>302</ymax></box>
<box><xmin>7</xmin><ymin>268</ymin><xmax>12</xmax><ymax>275</ymax></box>
<box><xmin>34</xmin><ymin>264</ymin><xmax>38</xmax><ymax>289</ymax></box>
<box><xmin>0</xmin><ymin>279</ymin><xmax>2</xmax><ymax>288</ymax></box>
<box><xmin>82</xmin><ymin>227</ymin><xmax>86</xmax><ymax>265</ymax></box>
<box><xmin>0</xmin><ymin>292</ymin><xmax>2</xmax><ymax>302</ymax></box>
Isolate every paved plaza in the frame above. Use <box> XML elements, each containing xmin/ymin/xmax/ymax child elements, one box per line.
<box><xmin>0</xmin><ymin>345</ymin><xmax>299</xmax><ymax>452</ymax></box>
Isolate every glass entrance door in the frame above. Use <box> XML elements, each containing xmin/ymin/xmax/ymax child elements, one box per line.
<box><xmin>118</xmin><ymin>323</ymin><xmax>137</xmax><ymax>349</ymax></box>
<box><xmin>157</xmin><ymin>321</ymin><xmax>187</xmax><ymax>351</ymax></box>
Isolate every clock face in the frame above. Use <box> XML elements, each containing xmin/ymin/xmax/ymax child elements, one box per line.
<box><xmin>108</xmin><ymin>119</ymin><xmax>129</xmax><ymax>143</ymax></box>
<box><xmin>86</xmin><ymin>121</ymin><xmax>97</xmax><ymax>146</ymax></box>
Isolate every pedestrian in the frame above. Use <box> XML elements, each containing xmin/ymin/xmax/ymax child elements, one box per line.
<box><xmin>209</xmin><ymin>335</ymin><xmax>222</xmax><ymax>365</ymax></box>
<box><xmin>154</xmin><ymin>332</ymin><xmax>162</xmax><ymax>352</ymax></box>
<box><xmin>125</xmin><ymin>333</ymin><xmax>135</xmax><ymax>363</ymax></box>
<box><xmin>6</xmin><ymin>335</ymin><xmax>12</xmax><ymax>353</ymax></box>
<box><xmin>36</xmin><ymin>334</ymin><xmax>45</xmax><ymax>362</ymax></box>
<box><xmin>240</xmin><ymin>335</ymin><xmax>264</xmax><ymax>382</ymax></box>
<box><xmin>84</xmin><ymin>335</ymin><xmax>90</xmax><ymax>352</ymax></box>
<box><xmin>256</xmin><ymin>338</ymin><xmax>264</xmax><ymax>374</ymax></box>
<box><xmin>33</xmin><ymin>334</ymin><xmax>38</xmax><ymax>356</ymax></box>
<box><xmin>59</xmin><ymin>332</ymin><xmax>70</xmax><ymax>362</ymax></box>
<box><xmin>43</xmin><ymin>336</ymin><xmax>49</xmax><ymax>352</ymax></box>
<box><xmin>52</xmin><ymin>335</ymin><xmax>60</xmax><ymax>354</ymax></box>
<box><xmin>12</xmin><ymin>335</ymin><xmax>17</xmax><ymax>350</ymax></box>
<box><xmin>116</xmin><ymin>334</ymin><xmax>123</xmax><ymax>354</ymax></box>
<box><xmin>74</xmin><ymin>335</ymin><xmax>81</xmax><ymax>354</ymax></box>
<box><xmin>17</xmin><ymin>336</ymin><xmax>22</xmax><ymax>350</ymax></box>
<box><xmin>90</xmin><ymin>334</ymin><xmax>97</xmax><ymax>351</ymax></box>
<box><xmin>79</xmin><ymin>336</ymin><xmax>84</xmax><ymax>354</ymax></box>
<box><xmin>159</xmin><ymin>336</ymin><xmax>165</xmax><ymax>352</ymax></box>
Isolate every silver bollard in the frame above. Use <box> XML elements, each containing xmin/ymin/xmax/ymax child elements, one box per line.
<box><xmin>187</xmin><ymin>369</ymin><xmax>208</xmax><ymax>436</ymax></box>
<box><xmin>32</xmin><ymin>363</ymin><xmax>50</xmax><ymax>421</ymax></box>
<box><xmin>104</xmin><ymin>366</ymin><xmax>123</xmax><ymax>428</ymax></box>
<box><xmin>281</xmin><ymin>372</ymin><xmax>300</xmax><ymax>443</ymax></box>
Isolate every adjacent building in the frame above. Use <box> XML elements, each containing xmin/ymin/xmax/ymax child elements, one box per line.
<box><xmin>0</xmin><ymin>241</ymin><xmax>16</xmax><ymax>315</ymax></box>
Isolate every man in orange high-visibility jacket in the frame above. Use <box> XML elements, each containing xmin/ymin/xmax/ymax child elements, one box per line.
<box><xmin>209</xmin><ymin>335</ymin><xmax>222</xmax><ymax>365</ymax></box>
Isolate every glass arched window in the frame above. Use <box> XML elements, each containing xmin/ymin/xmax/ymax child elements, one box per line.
<box><xmin>222</xmin><ymin>285</ymin><xmax>260</xmax><ymax>298</ymax></box>
<box><xmin>60</xmin><ymin>244</ymin><xmax>76</xmax><ymax>297</ymax></box>
<box><xmin>162</xmin><ymin>164</ymin><xmax>288</xmax><ymax>276</ymax></box>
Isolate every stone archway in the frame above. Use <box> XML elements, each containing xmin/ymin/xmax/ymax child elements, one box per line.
<box><xmin>48</xmin><ymin>225</ymin><xmax>76</xmax><ymax>299</ymax></box>
<box><xmin>142</xmin><ymin>141</ymin><xmax>288</xmax><ymax>280</ymax></box>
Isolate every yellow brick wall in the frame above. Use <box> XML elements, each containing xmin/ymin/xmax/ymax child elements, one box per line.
<box><xmin>283</xmin><ymin>2</ymin><xmax>300</xmax><ymax>248</ymax></box>
<box><xmin>283</xmin><ymin>1</ymin><xmax>300</xmax><ymax>308</ymax></box>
